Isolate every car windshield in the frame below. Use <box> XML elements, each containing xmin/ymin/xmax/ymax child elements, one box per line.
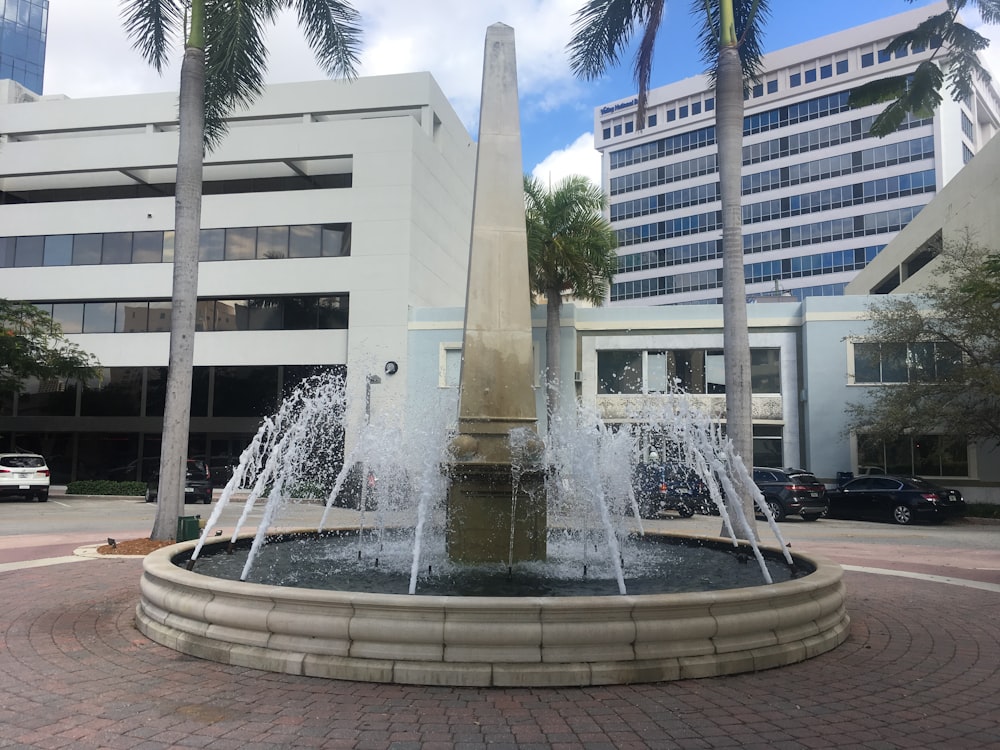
<box><xmin>0</xmin><ymin>455</ymin><xmax>45</xmax><ymax>468</ymax></box>
<box><xmin>186</xmin><ymin>461</ymin><xmax>209</xmax><ymax>480</ymax></box>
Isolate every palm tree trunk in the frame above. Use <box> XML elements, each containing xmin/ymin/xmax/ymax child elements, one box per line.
<box><xmin>545</xmin><ymin>289</ymin><xmax>562</xmax><ymax>426</ymax></box>
<box><xmin>716</xmin><ymin>41</ymin><xmax>756</xmax><ymax>536</ymax></box>
<box><xmin>150</xmin><ymin>42</ymin><xmax>205</xmax><ymax>541</ymax></box>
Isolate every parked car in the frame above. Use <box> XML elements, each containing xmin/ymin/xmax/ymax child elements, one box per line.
<box><xmin>145</xmin><ymin>459</ymin><xmax>213</xmax><ymax>504</ymax></box>
<box><xmin>826</xmin><ymin>475</ymin><xmax>966</xmax><ymax>525</ymax></box>
<box><xmin>0</xmin><ymin>453</ymin><xmax>50</xmax><ymax>502</ymax></box>
<box><xmin>632</xmin><ymin>461</ymin><xmax>702</xmax><ymax>518</ymax></box>
<box><xmin>752</xmin><ymin>467</ymin><xmax>827</xmax><ymax>521</ymax></box>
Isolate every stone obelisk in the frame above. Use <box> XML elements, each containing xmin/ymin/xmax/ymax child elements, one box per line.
<box><xmin>447</xmin><ymin>23</ymin><xmax>545</xmax><ymax>564</ymax></box>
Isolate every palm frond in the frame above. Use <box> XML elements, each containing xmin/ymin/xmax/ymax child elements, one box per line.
<box><xmin>288</xmin><ymin>0</ymin><xmax>363</xmax><ymax>79</ymax></box>
<box><xmin>568</xmin><ymin>0</ymin><xmax>651</xmax><ymax>81</ymax></box>
<box><xmin>691</xmin><ymin>0</ymin><xmax>770</xmax><ymax>89</ymax></box>
<box><xmin>202</xmin><ymin>0</ymin><xmax>276</xmax><ymax>150</ymax></box>
<box><xmin>121</xmin><ymin>0</ymin><xmax>185</xmax><ymax>73</ymax></box>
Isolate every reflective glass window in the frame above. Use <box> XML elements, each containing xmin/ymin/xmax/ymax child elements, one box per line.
<box><xmin>199</xmin><ymin>229</ymin><xmax>225</xmax><ymax>261</ymax></box>
<box><xmin>52</xmin><ymin>303</ymin><xmax>84</xmax><ymax>333</ymax></box>
<box><xmin>132</xmin><ymin>231</ymin><xmax>163</xmax><ymax>263</ymax></box>
<box><xmin>102</xmin><ymin>233</ymin><xmax>132</xmax><ymax>264</ymax></box>
<box><xmin>225</xmin><ymin>227</ymin><xmax>256</xmax><ymax>260</ymax></box>
<box><xmin>213</xmin><ymin>366</ymin><xmax>279</xmax><ymax>417</ymax></box>
<box><xmin>597</xmin><ymin>350</ymin><xmax>642</xmax><ymax>394</ymax></box>
<box><xmin>81</xmin><ymin>367</ymin><xmax>142</xmax><ymax>416</ymax></box>
<box><xmin>0</xmin><ymin>237</ymin><xmax>15</xmax><ymax>267</ymax></box>
<box><xmin>289</xmin><ymin>225</ymin><xmax>321</xmax><ymax>257</ymax></box>
<box><xmin>321</xmin><ymin>224</ymin><xmax>351</xmax><ymax>257</ymax></box>
<box><xmin>750</xmin><ymin>348</ymin><xmax>781</xmax><ymax>393</ymax></box>
<box><xmin>147</xmin><ymin>301</ymin><xmax>171</xmax><ymax>332</ymax></box>
<box><xmin>257</xmin><ymin>225</ymin><xmax>289</xmax><ymax>259</ymax></box>
<box><xmin>14</xmin><ymin>235</ymin><xmax>43</xmax><ymax>267</ymax></box>
<box><xmin>119</xmin><ymin>302</ymin><xmax>148</xmax><ymax>333</ymax></box>
<box><xmin>83</xmin><ymin>302</ymin><xmax>116</xmax><ymax>333</ymax></box>
<box><xmin>43</xmin><ymin>235</ymin><xmax>72</xmax><ymax>266</ymax></box>
<box><xmin>72</xmin><ymin>234</ymin><xmax>102</xmax><ymax>265</ymax></box>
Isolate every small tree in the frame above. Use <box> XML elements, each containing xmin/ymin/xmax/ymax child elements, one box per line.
<box><xmin>0</xmin><ymin>300</ymin><xmax>99</xmax><ymax>398</ymax></box>
<box><xmin>850</xmin><ymin>0</ymin><xmax>1000</xmax><ymax>136</ymax></box>
<box><xmin>846</xmin><ymin>233</ymin><xmax>1000</xmax><ymax>445</ymax></box>
<box><xmin>524</xmin><ymin>175</ymin><xmax>617</xmax><ymax>422</ymax></box>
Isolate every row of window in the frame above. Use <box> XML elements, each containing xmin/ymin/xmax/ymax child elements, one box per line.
<box><xmin>0</xmin><ymin>223</ymin><xmax>352</xmax><ymax>269</ymax></box>
<box><xmin>601</xmin><ymin>99</ymin><xmax>714</xmax><ymax>140</ymax></box>
<box><xmin>31</xmin><ymin>295</ymin><xmax>348</xmax><ymax>334</ymax></box>
<box><xmin>857</xmin><ymin>433</ymin><xmax>966</xmax><ymax>478</ymax></box>
<box><xmin>852</xmin><ymin>342</ymin><xmax>961</xmax><ymax>384</ymax></box>
<box><xmin>743</xmin><ymin>136</ymin><xmax>935</xmax><ymax>194</ymax></box>
<box><xmin>601</xmin><ymin>38</ymin><xmax>934</xmax><ymax>144</ymax></box>
<box><xmin>610</xmin><ymin>183</ymin><xmax>719</xmax><ymax>221</ymax></box>
<box><xmin>610</xmin><ymin>273</ymin><xmax>849</xmax><ymax>302</ymax></box>
<box><xmin>743</xmin><ymin>170</ymin><xmax>936</xmax><ymax>224</ymax></box>
<box><xmin>609</xmin><ymin>115</ymin><xmax>930</xmax><ymax>201</ymax></box>
<box><xmin>609</xmin><ymin>154</ymin><xmax>717</xmax><ymax>196</ymax></box>
<box><xmin>742</xmin><ymin>205</ymin><xmax>923</xmax><ymax>254</ymax></box>
<box><xmin>745</xmin><ymin>246</ymin><xmax>881</xmax><ymax>285</ymax></box>
<box><xmin>618</xmin><ymin>203</ymin><xmax>923</xmax><ymax>251</ymax></box>
<box><xmin>610</xmin><ymin>90</ymin><xmax>865</xmax><ymax>170</ymax></box>
<box><xmin>596</xmin><ymin>348</ymin><xmax>781</xmax><ymax>395</ymax></box>
<box><xmin>744</xmin><ymin>113</ymin><xmax>929</xmax><ymax>166</ymax></box>
<box><xmin>3</xmin><ymin>364</ymin><xmax>341</xmax><ymax>420</ymax></box>
<box><xmin>617</xmin><ymin>239</ymin><xmax>722</xmax><ymax>274</ymax></box>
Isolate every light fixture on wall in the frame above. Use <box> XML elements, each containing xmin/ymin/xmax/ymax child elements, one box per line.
<box><xmin>384</xmin><ymin>361</ymin><xmax>399</xmax><ymax>376</ymax></box>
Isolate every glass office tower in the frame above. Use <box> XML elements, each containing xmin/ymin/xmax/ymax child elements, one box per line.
<box><xmin>0</xmin><ymin>0</ymin><xmax>48</xmax><ymax>94</ymax></box>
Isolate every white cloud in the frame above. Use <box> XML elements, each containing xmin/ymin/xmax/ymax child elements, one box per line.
<box><xmin>530</xmin><ymin>132</ymin><xmax>602</xmax><ymax>187</ymax></box>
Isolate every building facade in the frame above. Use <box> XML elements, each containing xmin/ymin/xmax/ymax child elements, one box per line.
<box><xmin>0</xmin><ymin>0</ymin><xmax>47</xmax><ymax>95</ymax></box>
<box><xmin>0</xmin><ymin>73</ymin><xmax>475</xmax><ymax>483</ymax></box>
<box><xmin>596</xmin><ymin>1</ymin><xmax>1000</xmax><ymax>306</ymax></box>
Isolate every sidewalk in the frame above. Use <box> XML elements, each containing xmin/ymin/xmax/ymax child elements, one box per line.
<box><xmin>0</xmin><ymin>524</ymin><xmax>997</xmax><ymax>748</ymax></box>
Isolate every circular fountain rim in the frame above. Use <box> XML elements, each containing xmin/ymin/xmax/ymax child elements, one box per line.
<box><xmin>136</xmin><ymin>527</ymin><xmax>850</xmax><ymax>687</ymax></box>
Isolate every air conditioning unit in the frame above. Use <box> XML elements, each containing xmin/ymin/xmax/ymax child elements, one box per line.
<box><xmin>573</xmin><ymin>371</ymin><xmax>583</xmax><ymax>383</ymax></box>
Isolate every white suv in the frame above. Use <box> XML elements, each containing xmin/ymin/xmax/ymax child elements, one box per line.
<box><xmin>0</xmin><ymin>453</ymin><xmax>50</xmax><ymax>502</ymax></box>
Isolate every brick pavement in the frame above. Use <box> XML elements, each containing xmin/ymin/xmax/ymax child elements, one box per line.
<box><xmin>0</xmin><ymin>546</ymin><xmax>998</xmax><ymax>750</ymax></box>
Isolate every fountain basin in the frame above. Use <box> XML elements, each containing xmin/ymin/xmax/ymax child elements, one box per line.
<box><xmin>135</xmin><ymin>529</ymin><xmax>849</xmax><ymax>687</ymax></box>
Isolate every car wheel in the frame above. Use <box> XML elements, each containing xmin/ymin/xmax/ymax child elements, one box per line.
<box><xmin>893</xmin><ymin>504</ymin><xmax>913</xmax><ymax>525</ymax></box>
<box><xmin>145</xmin><ymin>488</ymin><xmax>156</xmax><ymax>503</ymax></box>
<box><xmin>766</xmin><ymin>499</ymin><xmax>785</xmax><ymax>522</ymax></box>
<box><xmin>36</xmin><ymin>490</ymin><xmax>48</xmax><ymax>503</ymax></box>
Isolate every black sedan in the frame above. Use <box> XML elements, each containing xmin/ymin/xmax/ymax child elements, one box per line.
<box><xmin>752</xmin><ymin>467</ymin><xmax>827</xmax><ymax>521</ymax></box>
<box><xmin>827</xmin><ymin>475</ymin><xmax>966</xmax><ymax>525</ymax></box>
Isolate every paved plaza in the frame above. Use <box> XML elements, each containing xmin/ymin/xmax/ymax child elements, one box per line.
<box><xmin>0</xmin><ymin>505</ymin><xmax>998</xmax><ymax>749</ymax></box>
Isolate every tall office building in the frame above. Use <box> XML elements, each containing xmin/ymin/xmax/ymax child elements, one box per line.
<box><xmin>596</xmin><ymin>1</ymin><xmax>1000</xmax><ymax>305</ymax></box>
<box><xmin>0</xmin><ymin>0</ymin><xmax>47</xmax><ymax>94</ymax></box>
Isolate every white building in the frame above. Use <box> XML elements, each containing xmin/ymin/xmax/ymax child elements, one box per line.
<box><xmin>0</xmin><ymin>74</ymin><xmax>475</xmax><ymax>482</ymax></box>
<box><xmin>596</xmin><ymin>1</ymin><xmax>1000</xmax><ymax>305</ymax></box>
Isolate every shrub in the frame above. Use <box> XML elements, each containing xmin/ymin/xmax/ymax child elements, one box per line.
<box><xmin>65</xmin><ymin>480</ymin><xmax>147</xmax><ymax>496</ymax></box>
<box><xmin>965</xmin><ymin>503</ymin><xmax>1000</xmax><ymax>519</ymax></box>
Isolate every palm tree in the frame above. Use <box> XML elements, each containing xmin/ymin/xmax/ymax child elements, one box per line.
<box><xmin>849</xmin><ymin>0</ymin><xmax>1000</xmax><ymax>136</ymax></box>
<box><xmin>568</xmin><ymin>0</ymin><xmax>769</xmax><ymax>531</ymax></box>
<box><xmin>524</xmin><ymin>174</ymin><xmax>618</xmax><ymax>423</ymax></box>
<box><xmin>122</xmin><ymin>0</ymin><xmax>362</xmax><ymax>540</ymax></box>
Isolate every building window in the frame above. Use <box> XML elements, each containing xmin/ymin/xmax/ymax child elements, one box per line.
<box><xmin>753</xmin><ymin>424</ymin><xmax>783</xmax><ymax>467</ymax></box>
<box><xmin>679</xmin><ymin>105</ymin><xmax>689</xmax><ymax>118</ymax></box>
<box><xmin>852</xmin><ymin>341</ymin><xmax>962</xmax><ymax>384</ymax></box>
<box><xmin>861</xmin><ymin>52</ymin><xmax>874</xmax><ymax>68</ymax></box>
<box><xmin>895</xmin><ymin>47</ymin><xmax>908</xmax><ymax>59</ymax></box>
<box><xmin>692</xmin><ymin>102</ymin><xmax>701</xmax><ymax>115</ymax></box>
<box><xmin>789</xmin><ymin>72</ymin><xmax>801</xmax><ymax>87</ymax></box>
<box><xmin>961</xmin><ymin>111</ymin><xmax>974</xmax><ymax>140</ymax></box>
<box><xmin>766</xmin><ymin>80</ymin><xmax>777</xmax><ymax>94</ymax></box>
<box><xmin>963</xmin><ymin>143</ymin><xmax>974</xmax><ymax>164</ymax></box>
<box><xmin>440</xmin><ymin>345</ymin><xmax>462</xmax><ymax>387</ymax></box>
<box><xmin>752</xmin><ymin>83</ymin><xmax>764</xmax><ymax>98</ymax></box>
<box><xmin>836</xmin><ymin>59</ymin><xmax>849</xmax><ymax>74</ymax></box>
<box><xmin>597</xmin><ymin>350</ymin><xmax>643</xmax><ymax>394</ymax></box>
<box><xmin>603</xmin><ymin>127</ymin><xmax>611</xmax><ymax>140</ymax></box>
<box><xmin>820</xmin><ymin>64</ymin><xmax>832</xmax><ymax>79</ymax></box>
<box><xmin>613</xmin><ymin>124</ymin><xmax>622</xmax><ymax>136</ymax></box>
<box><xmin>878</xmin><ymin>49</ymin><xmax>891</xmax><ymax>63</ymax></box>
<box><xmin>705</xmin><ymin>98</ymin><xmax>714</xmax><ymax>111</ymax></box>
<box><xmin>666</xmin><ymin>109</ymin><xmax>676</xmax><ymax>122</ymax></box>
<box><xmin>624</xmin><ymin>121</ymin><xmax>634</xmax><ymax>134</ymax></box>
<box><xmin>646</xmin><ymin>115</ymin><xmax>657</xmax><ymax>127</ymax></box>
<box><xmin>857</xmin><ymin>434</ymin><xmax>968</xmax><ymax>477</ymax></box>
<box><xmin>804</xmin><ymin>68</ymin><xmax>817</xmax><ymax>83</ymax></box>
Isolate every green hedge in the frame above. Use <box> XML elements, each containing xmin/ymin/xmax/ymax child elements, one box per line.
<box><xmin>65</xmin><ymin>480</ymin><xmax>147</xmax><ymax>497</ymax></box>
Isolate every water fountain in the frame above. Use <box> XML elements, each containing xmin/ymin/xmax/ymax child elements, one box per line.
<box><xmin>135</xmin><ymin>24</ymin><xmax>849</xmax><ymax>687</ymax></box>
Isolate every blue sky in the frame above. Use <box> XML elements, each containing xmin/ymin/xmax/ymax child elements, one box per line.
<box><xmin>44</xmin><ymin>1</ymin><xmax>990</xmax><ymax>186</ymax></box>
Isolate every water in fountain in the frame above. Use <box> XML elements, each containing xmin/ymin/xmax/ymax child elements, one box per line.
<box><xmin>188</xmin><ymin>371</ymin><xmax>799</xmax><ymax>594</ymax></box>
